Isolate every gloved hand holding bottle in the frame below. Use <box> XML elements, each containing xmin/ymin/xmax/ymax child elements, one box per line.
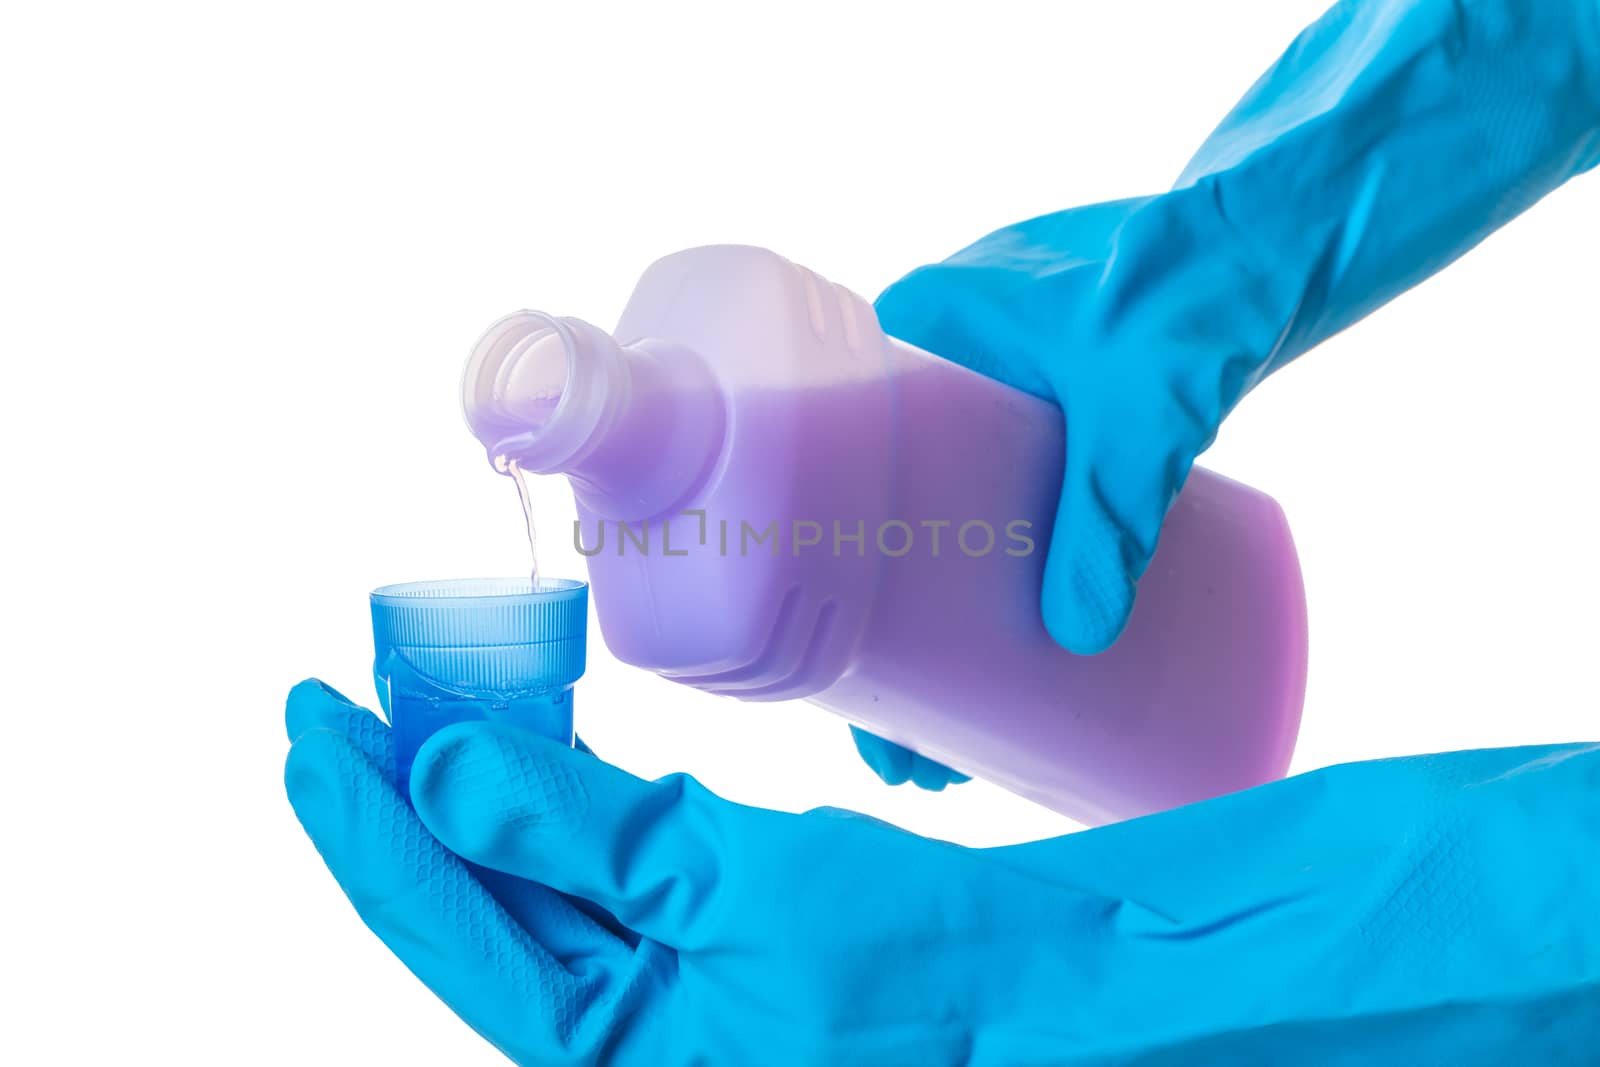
<box><xmin>856</xmin><ymin>0</ymin><xmax>1600</xmax><ymax>787</ymax></box>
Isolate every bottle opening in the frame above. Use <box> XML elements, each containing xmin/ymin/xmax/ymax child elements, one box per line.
<box><xmin>463</xmin><ymin>311</ymin><xmax>573</xmax><ymax>437</ymax></box>
<box><xmin>498</xmin><ymin>323</ymin><xmax>569</xmax><ymax>430</ymax></box>
<box><xmin>463</xmin><ymin>310</ymin><xmax>627</xmax><ymax>474</ymax></box>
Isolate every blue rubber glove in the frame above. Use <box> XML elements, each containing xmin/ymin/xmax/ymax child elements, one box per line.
<box><xmin>851</xmin><ymin>0</ymin><xmax>1600</xmax><ymax>790</ymax></box>
<box><xmin>287</xmin><ymin>679</ymin><xmax>1600</xmax><ymax>1065</ymax></box>
<box><xmin>848</xmin><ymin>725</ymin><xmax>969</xmax><ymax>790</ymax></box>
<box><xmin>879</xmin><ymin>0</ymin><xmax>1600</xmax><ymax>657</ymax></box>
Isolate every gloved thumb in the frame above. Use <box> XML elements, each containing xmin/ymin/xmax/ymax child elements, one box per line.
<box><xmin>1041</xmin><ymin>412</ymin><xmax>1190</xmax><ymax>655</ymax></box>
<box><xmin>410</xmin><ymin>721</ymin><xmax>738</xmax><ymax>950</ymax></box>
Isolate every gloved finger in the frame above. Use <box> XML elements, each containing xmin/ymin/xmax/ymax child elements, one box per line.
<box><xmin>850</xmin><ymin>727</ymin><xmax>970</xmax><ymax>790</ymax></box>
<box><xmin>286</xmin><ymin>678</ymin><xmax>393</xmax><ymax>777</ymax></box>
<box><xmin>849</xmin><ymin>725</ymin><xmax>914</xmax><ymax>785</ymax></box>
<box><xmin>909</xmin><ymin>754</ymin><xmax>970</xmax><ymax>791</ymax></box>
<box><xmin>527</xmin><ymin>733</ymin><xmax>644</xmax><ymax>939</ymax></box>
<box><xmin>1039</xmin><ymin>468</ymin><xmax>1144</xmax><ymax>655</ymax></box>
<box><xmin>411</xmin><ymin>721</ymin><xmax>733</xmax><ymax>949</ymax></box>
<box><xmin>286</xmin><ymin>726</ymin><xmax>659</xmax><ymax>1063</ymax></box>
<box><xmin>287</xmin><ymin>681</ymin><xmax>635</xmax><ymax>951</ymax></box>
<box><xmin>1041</xmin><ymin>405</ymin><xmax>1197</xmax><ymax>655</ymax></box>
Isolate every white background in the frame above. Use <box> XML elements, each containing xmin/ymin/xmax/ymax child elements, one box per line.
<box><xmin>3</xmin><ymin>1</ymin><xmax>1596</xmax><ymax>1062</ymax></box>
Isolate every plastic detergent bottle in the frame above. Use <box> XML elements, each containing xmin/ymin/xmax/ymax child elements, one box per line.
<box><xmin>461</xmin><ymin>245</ymin><xmax>1308</xmax><ymax>825</ymax></box>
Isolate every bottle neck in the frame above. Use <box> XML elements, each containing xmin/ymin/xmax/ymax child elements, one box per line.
<box><xmin>463</xmin><ymin>311</ymin><xmax>725</xmax><ymax>520</ymax></box>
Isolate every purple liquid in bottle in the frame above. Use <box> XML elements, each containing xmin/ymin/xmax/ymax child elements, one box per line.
<box><xmin>463</xmin><ymin>245</ymin><xmax>1308</xmax><ymax>825</ymax></box>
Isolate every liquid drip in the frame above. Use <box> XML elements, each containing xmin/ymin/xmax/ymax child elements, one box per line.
<box><xmin>495</xmin><ymin>454</ymin><xmax>539</xmax><ymax>585</ymax></box>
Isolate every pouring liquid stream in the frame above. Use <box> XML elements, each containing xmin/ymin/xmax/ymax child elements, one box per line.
<box><xmin>494</xmin><ymin>454</ymin><xmax>539</xmax><ymax>585</ymax></box>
